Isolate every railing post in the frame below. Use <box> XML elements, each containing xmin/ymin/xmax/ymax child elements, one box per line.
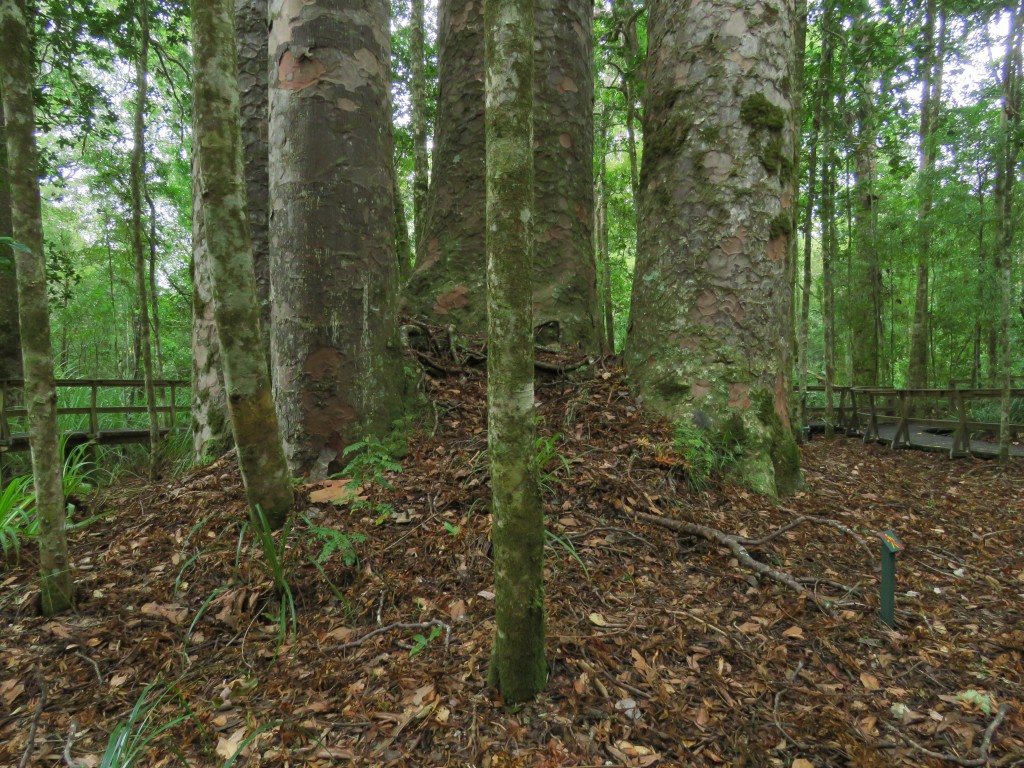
<box><xmin>951</xmin><ymin>390</ymin><xmax>969</xmax><ymax>458</ymax></box>
<box><xmin>0</xmin><ymin>380</ymin><xmax>9</xmax><ymax>447</ymax></box>
<box><xmin>89</xmin><ymin>382</ymin><xmax>99</xmax><ymax>438</ymax></box>
<box><xmin>892</xmin><ymin>391</ymin><xmax>911</xmax><ymax>449</ymax></box>
<box><xmin>169</xmin><ymin>383</ymin><xmax>177</xmax><ymax>431</ymax></box>
<box><xmin>863</xmin><ymin>391</ymin><xmax>879</xmax><ymax>443</ymax></box>
<box><xmin>849</xmin><ymin>389</ymin><xmax>861</xmax><ymax>435</ymax></box>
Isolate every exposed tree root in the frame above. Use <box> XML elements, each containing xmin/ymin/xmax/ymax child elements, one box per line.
<box><xmin>634</xmin><ymin>508</ymin><xmax>833</xmax><ymax>613</ymax></box>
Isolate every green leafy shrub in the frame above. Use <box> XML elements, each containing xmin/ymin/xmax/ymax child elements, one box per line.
<box><xmin>672</xmin><ymin>420</ymin><xmax>742</xmax><ymax>492</ymax></box>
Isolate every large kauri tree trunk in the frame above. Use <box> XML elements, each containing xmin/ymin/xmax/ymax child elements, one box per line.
<box><xmin>405</xmin><ymin>0</ymin><xmax>598</xmax><ymax>352</ymax></box>
<box><xmin>0</xmin><ymin>0</ymin><xmax>74</xmax><ymax>614</ymax></box>
<box><xmin>268</xmin><ymin>0</ymin><xmax>404</xmax><ymax>475</ymax></box>
<box><xmin>191</xmin><ymin>0</ymin><xmax>294</xmax><ymax>527</ymax></box>
<box><xmin>485</xmin><ymin>0</ymin><xmax>546</xmax><ymax>704</ymax></box>
<box><xmin>624</xmin><ymin>0</ymin><xmax>800</xmax><ymax>497</ymax></box>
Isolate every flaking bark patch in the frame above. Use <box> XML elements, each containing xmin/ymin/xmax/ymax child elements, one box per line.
<box><xmin>624</xmin><ymin>0</ymin><xmax>799</xmax><ymax>497</ymax></box>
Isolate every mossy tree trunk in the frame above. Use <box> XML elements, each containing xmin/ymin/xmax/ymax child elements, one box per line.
<box><xmin>404</xmin><ymin>0</ymin><xmax>486</xmax><ymax>327</ymax></box>
<box><xmin>410</xmin><ymin>0</ymin><xmax>429</xmax><ymax>242</ymax></box>
<box><xmin>848</xmin><ymin>1</ymin><xmax>883</xmax><ymax>388</ymax></box>
<box><xmin>797</xmin><ymin>0</ymin><xmax>833</xmax><ymax>429</ymax></box>
<box><xmin>624</xmin><ymin>0</ymin><xmax>800</xmax><ymax>497</ymax></box>
<box><xmin>235</xmin><ymin>0</ymin><xmax>272</xmax><ymax>354</ymax></box>
<box><xmin>190</xmin><ymin>140</ymin><xmax>232</xmax><ymax>463</ymax></box>
<box><xmin>595</xmin><ymin>108</ymin><xmax>614</xmax><ymax>354</ymax></box>
<box><xmin>484</xmin><ymin>0</ymin><xmax>546</xmax><ymax>704</ymax></box>
<box><xmin>0</xmin><ymin>103</ymin><xmax>22</xmax><ymax>380</ymax></box>
<box><xmin>191</xmin><ymin>0</ymin><xmax>294</xmax><ymax>527</ymax></box>
<box><xmin>129</xmin><ymin>0</ymin><xmax>161</xmax><ymax>481</ymax></box>
<box><xmin>0</xmin><ymin>0</ymin><xmax>74</xmax><ymax>614</ymax></box>
<box><xmin>405</xmin><ymin>0</ymin><xmax>598</xmax><ymax>353</ymax></box>
<box><xmin>268</xmin><ymin>0</ymin><xmax>404</xmax><ymax>475</ymax></box>
<box><xmin>907</xmin><ymin>0</ymin><xmax>945</xmax><ymax>390</ymax></box>
<box><xmin>821</xmin><ymin>153</ymin><xmax>838</xmax><ymax>438</ymax></box>
<box><xmin>995</xmin><ymin>3</ymin><xmax>1023</xmax><ymax>466</ymax></box>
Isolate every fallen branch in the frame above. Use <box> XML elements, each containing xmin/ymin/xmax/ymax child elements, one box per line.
<box><xmin>884</xmin><ymin>704</ymin><xmax>1010</xmax><ymax>766</ymax></box>
<box><xmin>333</xmin><ymin>620</ymin><xmax>451</xmax><ymax>652</ymax></box>
<box><xmin>634</xmin><ymin>508</ymin><xmax>831</xmax><ymax>613</ymax></box>
<box><xmin>744</xmin><ymin>509</ymin><xmax>874</xmax><ymax>564</ymax></box>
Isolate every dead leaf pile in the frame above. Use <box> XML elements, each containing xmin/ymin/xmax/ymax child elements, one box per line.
<box><xmin>1</xmin><ymin>357</ymin><xmax>1022</xmax><ymax>766</ymax></box>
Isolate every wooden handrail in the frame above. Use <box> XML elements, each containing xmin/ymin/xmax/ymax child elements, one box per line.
<box><xmin>0</xmin><ymin>379</ymin><xmax>191</xmax><ymax>451</ymax></box>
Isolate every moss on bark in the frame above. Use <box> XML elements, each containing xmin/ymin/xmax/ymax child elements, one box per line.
<box><xmin>1</xmin><ymin>0</ymin><xmax>74</xmax><ymax>614</ymax></box>
<box><xmin>484</xmin><ymin>0</ymin><xmax>547</xmax><ymax>705</ymax></box>
<box><xmin>624</xmin><ymin>0</ymin><xmax>799</xmax><ymax>499</ymax></box>
<box><xmin>192</xmin><ymin>0</ymin><xmax>294</xmax><ymax>527</ymax></box>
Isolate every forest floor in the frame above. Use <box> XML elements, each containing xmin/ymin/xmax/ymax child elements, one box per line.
<box><xmin>1</xmin><ymin>357</ymin><xmax>1023</xmax><ymax>767</ymax></box>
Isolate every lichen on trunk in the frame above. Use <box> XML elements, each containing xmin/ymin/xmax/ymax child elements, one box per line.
<box><xmin>0</xmin><ymin>0</ymin><xmax>74</xmax><ymax>614</ymax></box>
<box><xmin>485</xmin><ymin>0</ymin><xmax>547</xmax><ymax>704</ymax></box>
<box><xmin>191</xmin><ymin>0</ymin><xmax>294</xmax><ymax>527</ymax></box>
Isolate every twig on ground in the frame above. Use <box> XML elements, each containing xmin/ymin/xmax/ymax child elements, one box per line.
<box><xmin>17</xmin><ymin>670</ymin><xmax>46</xmax><ymax>768</ymax></box>
<box><xmin>884</xmin><ymin>704</ymin><xmax>1010</xmax><ymax>767</ymax></box>
<box><xmin>74</xmin><ymin>651</ymin><xmax>103</xmax><ymax>685</ymax></box>
<box><xmin>772</xmin><ymin>687</ymin><xmax>804</xmax><ymax>750</ymax></box>
<box><xmin>749</xmin><ymin>509</ymin><xmax>874</xmax><ymax>564</ymax></box>
<box><xmin>63</xmin><ymin>719</ymin><xmax>86</xmax><ymax>768</ymax></box>
<box><xmin>633</xmin><ymin>505</ymin><xmax>831</xmax><ymax>613</ymax></box>
<box><xmin>665</xmin><ymin>609</ymin><xmax>731</xmax><ymax>638</ymax></box>
<box><xmin>334</xmin><ymin>620</ymin><xmax>451</xmax><ymax>651</ymax></box>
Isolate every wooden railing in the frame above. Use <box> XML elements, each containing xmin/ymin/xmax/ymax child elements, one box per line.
<box><xmin>0</xmin><ymin>379</ymin><xmax>190</xmax><ymax>452</ymax></box>
<box><xmin>800</xmin><ymin>383</ymin><xmax>1024</xmax><ymax>458</ymax></box>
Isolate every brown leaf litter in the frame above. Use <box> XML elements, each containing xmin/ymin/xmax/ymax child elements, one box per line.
<box><xmin>1</xmin><ymin>360</ymin><xmax>1022</xmax><ymax>767</ymax></box>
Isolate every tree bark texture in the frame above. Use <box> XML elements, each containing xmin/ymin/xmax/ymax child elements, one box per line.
<box><xmin>0</xmin><ymin>103</ymin><xmax>22</xmax><ymax>380</ymax></box>
<box><xmin>995</xmin><ymin>3</ymin><xmax>1023</xmax><ymax>465</ymax></box>
<box><xmin>821</xmin><ymin>153</ymin><xmax>837</xmax><ymax>437</ymax></box>
<box><xmin>797</xmin><ymin>0</ymin><xmax>832</xmax><ymax>428</ymax></box>
<box><xmin>484</xmin><ymin>0</ymin><xmax>546</xmax><ymax>704</ymax></box>
<box><xmin>595</xmin><ymin>110</ymin><xmax>614</xmax><ymax>353</ymax></box>
<box><xmin>531</xmin><ymin>0</ymin><xmax>598</xmax><ymax>350</ymax></box>
<box><xmin>405</xmin><ymin>0</ymin><xmax>598</xmax><ymax>353</ymax></box>
<box><xmin>268</xmin><ymin>0</ymin><xmax>404</xmax><ymax>475</ymax></box>
<box><xmin>190</xmin><ymin>144</ymin><xmax>232</xmax><ymax>462</ymax></box>
<box><xmin>192</xmin><ymin>0</ymin><xmax>295</xmax><ymax>527</ymax></box>
<box><xmin>129</xmin><ymin>0</ymin><xmax>161</xmax><ymax>480</ymax></box>
<box><xmin>235</xmin><ymin>0</ymin><xmax>272</xmax><ymax>352</ymax></box>
<box><xmin>907</xmin><ymin>0</ymin><xmax>944</xmax><ymax>390</ymax></box>
<box><xmin>848</xmin><ymin>2</ymin><xmax>882</xmax><ymax>387</ymax></box>
<box><xmin>0</xmin><ymin>0</ymin><xmax>74</xmax><ymax>614</ymax></box>
<box><xmin>410</xmin><ymin>0</ymin><xmax>429</xmax><ymax>237</ymax></box>
<box><xmin>624</xmin><ymin>0</ymin><xmax>800</xmax><ymax>497</ymax></box>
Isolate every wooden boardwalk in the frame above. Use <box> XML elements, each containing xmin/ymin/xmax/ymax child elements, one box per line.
<box><xmin>871</xmin><ymin>423</ymin><xmax>1024</xmax><ymax>459</ymax></box>
<box><xmin>803</xmin><ymin>383</ymin><xmax>1024</xmax><ymax>460</ymax></box>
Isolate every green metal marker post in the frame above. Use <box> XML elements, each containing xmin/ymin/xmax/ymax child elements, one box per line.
<box><xmin>878</xmin><ymin>529</ymin><xmax>904</xmax><ymax>629</ymax></box>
